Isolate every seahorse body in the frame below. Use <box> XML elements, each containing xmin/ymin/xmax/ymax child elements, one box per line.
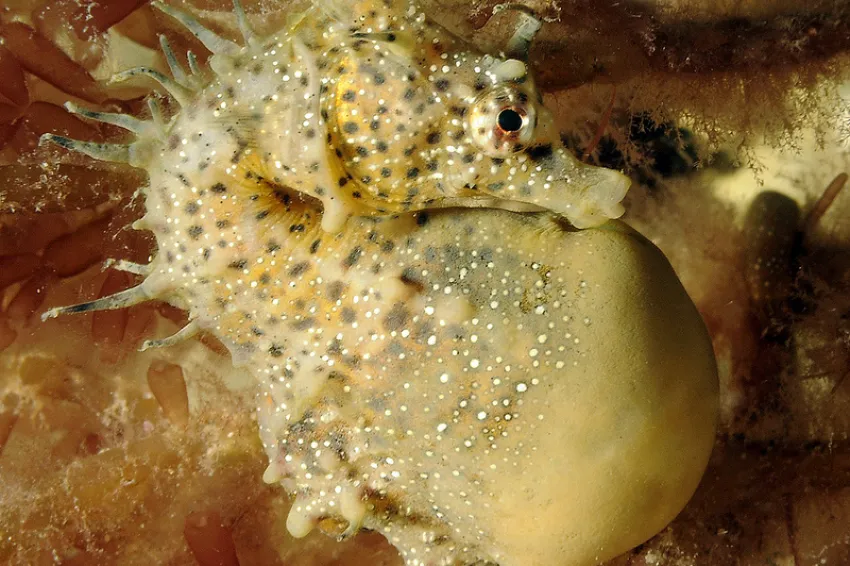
<box><xmin>40</xmin><ymin>1</ymin><xmax>718</xmax><ymax>565</ymax></box>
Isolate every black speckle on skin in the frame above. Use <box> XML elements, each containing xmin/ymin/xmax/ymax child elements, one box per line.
<box><xmin>424</xmin><ymin>246</ymin><xmax>438</xmax><ymax>262</ymax></box>
<box><xmin>290</xmin><ymin>224</ymin><xmax>306</xmax><ymax>233</ymax></box>
<box><xmin>416</xmin><ymin>212</ymin><xmax>429</xmax><ymax>226</ymax></box>
<box><xmin>406</xmin><ymin>167</ymin><xmax>420</xmax><ymax>179</ymax></box>
<box><xmin>188</xmin><ymin>225</ymin><xmax>204</xmax><ymax>240</ymax></box>
<box><xmin>400</xmin><ymin>268</ymin><xmax>425</xmax><ymax>292</ymax></box>
<box><xmin>228</xmin><ymin>259</ymin><xmax>248</xmax><ymax>270</ymax></box>
<box><xmin>309</xmin><ymin>239</ymin><xmax>321</xmax><ymax>254</ymax></box>
<box><xmin>343</xmin><ymin>246</ymin><xmax>363</xmax><ymax>267</ymax></box>
<box><xmin>341</xmin><ymin>307</ymin><xmax>357</xmax><ymax>323</ymax></box>
<box><xmin>327</xmin><ymin>281</ymin><xmax>345</xmax><ymax>302</ymax></box>
<box><xmin>343</xmin><ymin>122</ymin><xmax>359</xmax><ymax>134</ymax></box>
<box><xmin>527</xmin><ymin>144</ymin><xmax>554</xmax><ymax>161</ymax></box>
<box><xmin>435</xmin><ymin>78</ymin><xmax>450</xmax><ymax>92</ymax></box>
<box><xmin>427</xmin><ymin>132</ymin><xmax>441</xmax><ymax>144</ymax></box>
<box><xmin>256</xmin><ymin>210</ymin><xmax>270</xmax><ymax>220</ymax></box>
<box><xmin>442</xmin><ymin>244</ymin><xmax>461</xmax><ymax>263</ymax></box>
<box><xmin>383</xmin><ymin>303</ymin><xmax>410</xmax><ymax>332</ymax></box>
<box><xmin>450</xmin><ymin>105</ymin><xmax>467</xmax><ymax>117</ymax></box>
<box><xmin>269</xmin><ymin>344</ymin><xmax>284</xmax><ymax>357</ymax></box>
<box><xmin>288</xmin><ymin>261</ymin><xmax>310</xmax><ymax>277</ymax></box>
<box><xmin>273</xmin><ymin>190</ymin><xmax>292</xmax><ymax>206</ymax></box>
<box><xmin>211</xmin><ymin>182</ymin><xmax>228</xmax><ymax>194</ymax></box>
<box><xmin>184</xmin><ymin>202</ymin><xmax>200</xmax><ymax>215</ymax></box>
<box><xmin>342</xmin><ymin>89</ymin><xmax>356</xmax><ymax>101</ymax></box>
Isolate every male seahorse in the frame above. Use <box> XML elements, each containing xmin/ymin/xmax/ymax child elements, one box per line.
<box><xmin>40</xmin><ymin>1</ymin><xmax>718</xmax><ymax>565</ymax></box>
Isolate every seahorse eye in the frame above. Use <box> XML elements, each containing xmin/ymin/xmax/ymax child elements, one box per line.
<box><xmin>497</xmin><ymin>107</ymin><xmax>524</xmax><ymax>132</ymax></box>
<box><xmin>468</xmin><ymin>87</ymin><xmax>536</xmax><ymax>157</ymax></box>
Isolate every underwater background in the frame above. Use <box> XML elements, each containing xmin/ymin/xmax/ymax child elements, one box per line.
<box><xmin>1</xmin><ymin>0</ymin><xmax>849</xmax><ymax>564</ymax></box>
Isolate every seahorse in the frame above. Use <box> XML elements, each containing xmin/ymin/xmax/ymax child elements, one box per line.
<box><xmin>40</xmin><ymin>2</ymin><xmax>718</xmax><ymax>565</ymax></box>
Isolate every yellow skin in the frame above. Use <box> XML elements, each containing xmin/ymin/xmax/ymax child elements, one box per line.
<box><xmin>41</xmin><ymin>1</ymin><xmax>718</xmax><ymax>565</ymax></box>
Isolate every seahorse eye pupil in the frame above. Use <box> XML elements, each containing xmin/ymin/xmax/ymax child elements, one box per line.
<box><xmin>497</xmin><ymin>108</ymin><xmax>523</xmax><ymax>132</ymax></box>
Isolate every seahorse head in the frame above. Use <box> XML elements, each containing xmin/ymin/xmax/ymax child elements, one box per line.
<box><xmin>323</xmin><ymin>3</ymin><xmax>631</xmax><ymax>229</ymax></box>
